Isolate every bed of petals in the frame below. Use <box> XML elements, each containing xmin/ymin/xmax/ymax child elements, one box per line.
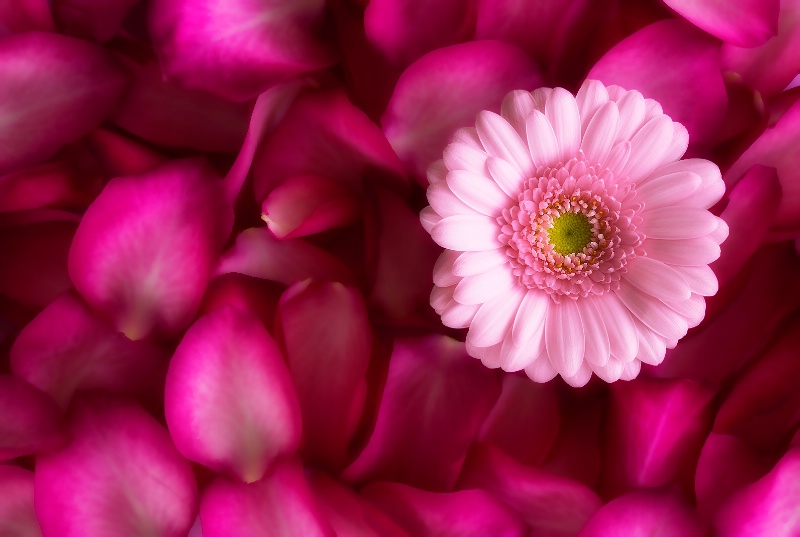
<box><xmin>2</xmin><ymin>0</ymin><xmax>800</xmax><ymax>535</ymax></box>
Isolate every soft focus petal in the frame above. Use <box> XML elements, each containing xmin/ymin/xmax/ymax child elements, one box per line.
<box><xmin>0</xmin><ymin>0</ymin><xmax>54</xmax><ymax>34</ymax></box>
<box><xmin>662</xmin><ymin>0</ymin><xmax>778</xmax><ymax>47</ymax></box>
<box><xmin>344</xmin><ymin>336</ymin><xmax>500</xmax><ymax>491</ymax></box>
<box><xmin>165</xmin><ymin>308</ymin><xmax>301</xmax><ymax>483</ymax></box>
<box><xmin>383</xmin><ymin>40</ymin><xmax>543</xmax><ymax>181</ymax></box>
<box><xmin>35</xmin><ymin>397</ymin><xmax>198</xmax><ymax>537</ymax></box>
<box><xmin>0</xmin><ymin>32</ymin><xmax>128</xmax><ymax>174</ymax></box>
<box><xmin>0</xmin><ymin>375</ymin><xmax>66</xmax><ymax>461</ymax></box>
<box><xmin>588</xmin><ymin>19</ymin><xmax>727</xmax><ymax>144</ymax></box>
<box><xmin>149</xmin><ymin>0</ymin><xmax>334</xmax><ymax>101</ymax></box>
<box><xmin>0</xmin><ymin>466</ymin><xmax>41</xmax><ymax>537</ymax></box>
<box><xmin>69</xmin><ymin>159</ymin><xmax>232</xmax><ymax>340</ymax></box>
<box><xmin>579</xmin><ymin>491</ymin><xmax>704</xmax><ymax>537</ymax></box>
<box><xmin>53</xmin><ymin>0</ymin><xmax>138</xmax><ymax>41</ymax></box>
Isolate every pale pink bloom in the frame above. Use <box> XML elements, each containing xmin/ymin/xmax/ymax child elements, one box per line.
<box><xmin>422</xmin><ymin>80</ymin><xmax>727</xmax><ymax>386</ymax></box>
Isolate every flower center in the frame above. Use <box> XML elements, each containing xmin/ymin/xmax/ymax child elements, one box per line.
<box><xmin>547</xmin><ymin>212</ymin><xmax>592</xmax><ymax>255</ymax></box>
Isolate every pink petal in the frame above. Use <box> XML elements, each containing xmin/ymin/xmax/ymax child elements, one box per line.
<box><xmin>545</xmin><ymin>88</ymin><xmax>581</xmax><ymax>165</ymax></box>
<box><xmin>454</xmin><ymin>263</ymin><xmax>516</xmax><ymax>304</ymax></box>
<box><xmin>453</xmin><ymin>249</ymin><xmax>509</xmax><ymax>277</ymax></box>
<box><xmin>0</xmin><ymin>375</ymin><xmax>66</xmax><ymax>461</ymax></box>
<box><xmin>149</xmin><ymin>0</ymin><xmax>334</xmax><ymax>101</ymax></box>
<box><xmin>541</xmin><ymin>398</ymin><xmax>604</xmax><ymax>485</ymax></box>
<box><xmin>277</xmin><ymin>281</ymin><xmax>371</xmax><ymax>471</ymax></box>
<box><xmin>664</xmin><ymin>0</ymin><xmax>778</xmax><ymax>47</ymax></box>
<box><xmin>0</xmin><ymin>162</ymin><xmax>87</xmax><ymax>213</ymax></box>
<box><xmin>476</xmin><ymin>111</ymin><xmax>534</xmax><ymax>175</ymax></box>
<box><xmin>383</xmin><ymin>40</ymin><xmax>543</xmax><ymax>181</ymax></box>
<box><xmin>526</xmin><ymin>109</ymin><xmax>560</xmax><ymax>168</ymax></box>
<box><xmin>622</xmin><ymin>257</ymin><xmax>691</xmax><ymax>302</ymax></box>
<box><xmin>112</xmin><ymin>57</ymin><xmax>251</xmax><ymax>153</ymax></box>
<box><xmin>580</xmin><ymin>101</ymin><xmax>619</xmax><ymax>165</ymax></box>
<box><xmin>0</xmin><ymin>32</ymin><xmax>128</xmax><ymax>174</ymax></box>
<box><xmin>603</xmin><ymin>378</ymin><xmax>714</xmax><ymax>494</ymax></box>
<box><xmin>10</xmin><ymin>292</ymin><xmax>166</xmax><ymax>407</ymax></box>
<box><xmin>579</xmin><ymin>491</ymin><xmax>704</xmax><ymax>537</ymax></box>
<box><xmin>216</xmin><ymin>227</ymin><xmax>354</xmax><ymax>286</ymax></box>
<box><xmin>164</xmin><ymin>308</ymin><xmax>301</xmax><ymax>483</ymax></box>
<box><xmin>577</xmin><ymin>297</ymin><xmax>611</xmax><ymax>367</ymax></box>
<box><xmin>53</xmin><ymin>0</ymin><xmax>138</xmax><ymax>41</ymax></box>
<box><xmin>640</xmin><ymin>206</ymin><xmax>719</xmax><ymax>239</ymax></box>
<box><xmin>467</xmin><ymin>287</ymin><xmax>526</xmax><ymax>347</ymax></box>
<box><xmin>593</xmin><ymin>293</ymin><xmax>639</xmax><ymax>362</ymax></box>
<box><xmin>35</xmin><ymin>397</ymin><xmax>198</xmax><ymax>537</ymax></box>
<box><xmin>621</xmin><ymin>115</ymin><xmax>675</xmax><ymax>181</ymax></box>
<box><xmin>362</xmin><ymin>482</ymin><xmax>527</xmax><ymax>537</ymax></box>
<box><xmin>432</xmin><ymin>214</ymin><xmax>503</xmax><ymax>251</ymax></box>
<box><xmin>648</xmin><ymin>158</ymin><xmax>724</xmax><ymax>209</ymax></box>
<box><xmin>714</xmin><ymin>449</ymin><xmax>800</xmax><ymax>536</ymax></box>
<box><xmin>69</xmin><ymin>159</ymin><xmax>232</xmax><ymax>340</ymax></box>
<box><xmin>479</xmin><ymin>375</ymin><xmax>561</xmax><ymax>467</ymax></box>
<box><xmin>0</xmin><ymin>466</ymin><xmax>41</xmax><ymax>536</ymax></box>
<box><xmin>262</xmin><ymin>175</ymin><xmax>360</xmax><ymax>239</ymax></box>
<box><xmin>427</xmin><ymin>181</ymin><xmax>476</xmax><ymax>217</ymax></box>
<box><xmin>343</xmin><ymin>336</ymin><xmax>501</xmax><ymax>491</ymax></box>
<box><xmin>643</xmin><ymin>237</ymin><xmax>720</xmax><ymax>265</ymax></box>
<box><xmin>447</xmin><ymin>169</ymin><xmax>514</xmax><ymax>217</ymax></box>
<box><xmin>200</xmin><ymin>459</ymin><xmax>335</xmax><ymax>537</ymax></box>
<box><xmin>545</xmin><ymin>299</ymin><xmax>585</xmax><ymax>378</ymax></box>
<box><xmin>460</xmin><ymin>445</ymin><xmax>603</xmax><ymax>537</ymax></box>
<box><xmin>252</xmin><ymin>88</ymin><xmax>407</xmax><ymax>201</ymax></box>
<box><xmin>588</xmin><ymin>19</ymin><xmax>727</xmax><ymax>144</ymax></box>
<box><xmin>617</xmin><ymin>283</ymin><xmax>689</xmax><ymax>342</ymax></box>
<box><xmin>364</xmin><ymin>0</ymin><xmax>475</xmax><ymax>67</ymax></box>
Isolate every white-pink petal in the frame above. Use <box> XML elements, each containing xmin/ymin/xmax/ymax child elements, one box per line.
<box><xmin>453</xmin><ymin>263</ymin><xmax>517</xmax><ymax>305</ymax></box>
<box><xmin>671</xmin><ymin>264</ymin><xmax>719</xmax><ymax>296</ymax></box>
<box><xmin>545</xmin><ymin>88</ymin><xmax>582</xmax><ymax>164</ymax></box>
<box><xmin>593</xmin><ymin>294</ymin><xmax>639</xmax><ymax>363</ymax></box>
<box><xmin>544</xmin><ymin>299</ymin><xmax>585</xmax><ymax>377</ymax></box>
<box><xmin>641</xmin><ymin>206</ymin><xmax>719</xmax><ymax>239</ymax></box>
<box><xmin>431</xmin><ymin>215</ymin><xmax>502</xmax><ymax>251</ymax></box>
<box><xmin>476</xmin><ymin>111</ymin><xmax>534</xmax><ymax>175</ymax></box>
<box><xmin>622</xmin><ymin>257</ymin><xmax>692</xmax><ymax>302</ymax></box>
<box><xmin>487</xmin><ymin>156</ymin><xmax>525</xmax><ymax>198</ymax></box>
<box><xmin>468</xmin><ymin>287</ymin><xmax>527</xmax><ymax>347</ymax></box>
<box><xmin>616</xmin><ymin>284</ymin><xmax>689</xmax><ymax>341</ymax></box>
<box><xmin>447</xmin><ymin>169</ymin><xmax>513</xmax><ymax>216</ymax></box>
<box><xmin>622</xmin><ymin>115</ymin><xmax>675</xmax><ymax>182</ymax></box>
<box><xmin>643</xmin><ymin>237</ymin><xmax>721</xmax><ymax>266</ymax></box>
<box><xmin>636</xmin><ymin>171</ymin><xmax>702</xmax><ymax>208</ymax></box>
<box><xmin>453</xmin><ymin>249</ymin><xmax>509</xmax><ymax>277</ymax></box>
<box><xmin>581</xmin><ymin>101</ymin><xmax>619</xmax><ymax>165</ymax></box>
<box><xmin>578</xmin><ymin>297</ymin><xmax>611</xmax><ymax>367</ymax></box>
<box><xmin>526</xmin><ymin>110</ymin><xmax>560</xmax><ymax>168</ymax></box>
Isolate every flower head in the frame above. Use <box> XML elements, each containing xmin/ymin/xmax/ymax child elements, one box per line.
<box><xmin>422</xmin><ymin>80</ymin><xmax>727</xmax><ymax>386</ymax></box>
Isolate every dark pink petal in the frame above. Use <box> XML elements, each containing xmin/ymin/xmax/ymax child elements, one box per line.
<box><xmin>0</xmin><ymin>162</ymin><xmax>90</xmax><ymax>213</ymax></box>
<box><xmin>588</xmin><ymin>19</ymin><xmax>727</xmax><ymax>144</ymax></box>
<box><xmin>149</xmin><ymin>0</ymin><xmax>334</xmax><ymax>102</ymax></box>
<box><xmin>308</xmin><ymin>473</ymin><xmax>409</xmax><ymax>537</ymax></box>
<box><xmin>216</xmin><ymin>227</ymin><xmax>355</xmax><ymax>286</ymax></box>
<box><xmin>364</xmin><ymin>0</ymin><xmax>475</xmax><ymax>67</ymax></box>
<box><xmin>715</xmin><ymin>449</ymin><xmax>800</xmax><ymax>536</ymax></box>
<box><xmin>0</xmin><ymin>0</ymin><xmax>54</xmax><ymax>34</ymax></box>
<box><xmin>603</xmin><ymin>378</ymin><xmax>715</xmax><ymax>495</ymax></box>
<box><xmin>0</xmin><ymin>32</ymin><xmax>128</xmax><ymax>174</ymax></box>
<box><xmin>368</xmin><ymin>186</ymin><xmax>442</xmax><ymax>322</ymax></box>
<box><xmin>459</xmin><ymin>445</ymin><xmax>603</xmax><ymax>537</ymax></box>
<box><xmin>53</xmin><ymin>0</ymin><xmax>138</xmax><ymax>41</ymax></box>
<box><xmin>579</xmin><ymin>491</ymin><xmax>704</xmax><ymax>537</ymax></box>
<box><xmin>714</xmin><ymin>317</ymin><xmax>800</xmax><ymax>452</ymax></box>
<box><xmin>0</xmin><ymin>220</ymin><xmax>75</xmax><ymax>308</ymax></box>
<box><xmin>0</xmin><ymin>375</ymin><xmax>65</xmax><ymax>461</ymax></box>
<box><xmin>478</xmin><ymin>374</ymin><xmax>561</xmax><ymax>467</ymax></box>
<box><xmin>10</xmin><ymin>292</ymin><xmax>166</xmax><ymax>407</ymax></box>
<box><xmin>383</xmin><ymin>40</ymin><xmax>543</xmax><ymax>181</ymax></box>
<box><xmin>200</xmin><ymin>274</ymin><xmax>284</xmax><ymax>332</ymax></box>
<box><xmin>361</xmin><ymin>481</ymin><xmax>527</xmax><ymax>537</ymax></box>
<box><xmin>69</xmin><ymin>159</ymin><xmax>232</xmax><ymax>340</ymax></box>
<box><xmin>165</xmin><ymin>308</ymin><xmax>301</xmax><ymax>483</ymax></box>
<box><xmin>722</xmin><ymin>0</ymin><xmax>800</xmax><ymax>98</ymax></box>
<box><xmin>112</xmin><ymin>57</ymin><xmax>251</xmax><ymax>153</ymax></box>
<box><xmin>541</xmin><ymin>395</ymin><xmax>604</xmax><ymax>487</ymax></box>
<box><xmin>35</xmin><ymin>397</ymin><xmax>197</xmax><ymax>537</ymax></box>
<box><xmin>200</xmin><ymin>459</ymin><xmax>335</xmax><ymax>537</ymax></box>
<box><xmin>713</xmin><ymin>165</ymin><xmax>780</xmax><ymax>288</ymax></box>
<box><xmin>277</xmin><ymin>281</ymin><xmax>370</xmax><ymax>471</ymax></box>
<box><xmin>695</xmin><ymin>433</ymin><xmax>769</xmax><ymax>522</ymax></box>
<box><xmin>344</xmin><ymin>336</ymin><xmax>501</xmax><ymax>491</ymax></box>
<box><xmin>0</xmin><ymin>466</ymin><xmax>41</xmax><ymax>536</ymax></box>
<box><xmin>262</xmin><ymin>175</ymin><xmax>360</xmax><ymax>239</ymax></box>
<box><xmin>81</xmin><ymin>128</ymin><xmax>167</xmax><ymax>179</ymax></box>
<box><xmin>252</xmin><ymin>88</ymin><xmax>407</xmax><ymax>201</ymax></box>
<box><xmin>725</xmin><ymin>99</ymin><xmax>800</xmax><ymax>233</ymax></box>
<box><xmin>663</xmin><ymin>0</ymin><xmax>778</xmax><ymax>47</ymax></box>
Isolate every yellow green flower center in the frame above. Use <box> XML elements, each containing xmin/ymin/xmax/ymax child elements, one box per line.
<box><xmin>547</xmin><ymin>212</ymin><xmax>592</xmax><ymax>255</ymax></box>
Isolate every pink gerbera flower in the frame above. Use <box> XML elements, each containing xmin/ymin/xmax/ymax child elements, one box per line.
<box><xmin>421</xmin><ymin>80</ymin><xmax>727</xmax><ymax>387</ymax></box>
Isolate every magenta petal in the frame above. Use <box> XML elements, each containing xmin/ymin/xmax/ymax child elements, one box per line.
<box><xmin>383</xmin><ymin>40</ymin><xmax>543</xmax><ymax>181</ymax></box>
<box><xmin>344</xmin><ymin>336</ymin><xmax>501</xmax><ymax>491</ymax></box>
<box><xmin>361</xmin><ymin>481</ymin><xmax>527</xmax><ymax>537</ymax></box>
<box><xmin>252</xmin><ymin>89</ymin><xmax>407</xmax><ymax>201</ymax></box>
<box><xmin>588</xmin><ymin>19</ymin><xmax>727</xmax><ymax>144</ymax></box>
<box><xmin>10</xmin><ymin>292</ymin><xmax>166</xmax><ymax>407</ymax></box>
<box><xmin>715</xmin><ymin>449</ymin><xmax>800</xmax><ymax>536</ymax></box>
<box><xmin>579</xmin><ymin>491</ymin><xmax>704</xmax><ymax>537</ymax></box>
<box><xmin>277</xmin><ymin>281</ymin><xmax>371</xmax><ymax>470</ymax></box>
<box><xmin>603</xmin><ymin>378</ymin><xmax>714</xmax><ymax>494</ymax></box>
<box><xmin>478</xmin><ymin>374</ymin><xmax>561</xmax><ymax>467</ymax></box>
<box><xmin>459</xmin><ymin>445</ymin><xmax>603</xmax><ymax>537</ymax></box>
<box><xmin>200</xmin><ymin>459</ymin><xmax>335</xmax><ymax>537</ymax></box>
<box><xmin>217</xmin><ymin>227</ymin><xmax>355</xmax><ymax>286</ymax></box>
<box><xmin>165</xmin><ymin>308</ymin><xmax>301</xmax><ymax>483</ymax></box>
<box><xmin>364</xmin><ymin>0</ymin><xmax>474</xmax><ymax>67</ymax></box>
<box><xmin>149</xmin><ymin>0</ymin><xmax>334</xmax><ymax>101</ymax></box>
<box><xmin>662</xmin><ymin>0</ymin><xmax>778</xmax><ymax>47</ymax></box>
<box><xmin>69</xmin><ymin>159</ymin><xmax>232</xmax><ymax>340</ymax></box>
<box><xmin>0</xmin><ymin>32</ymin><xmax>128</xmax><ymax>174</ymax></box>
<box><xmin>35</xmin><ymin>397</ymin><xmax>198</xmax><ymax>537</ymax></box>
<box><xmin>0</xmin><ymin>375</ymin><xmax>65</xmax><ymax>461</ymax></box>
<box><xmin>53</xmin><ymin>0</ymin><xmax>138</xmax><ymax>41</ymax></box>
<box><xmin>0</xmin><ymin>466</ymin><xmax>41</xmax><ymax>536</ymax></box>
<box><xmin>112</xmin><ymin>57</ymin><xmax>251</xmax><ymax>153</ymax></box>
<box><xmin>0</xmin><ymin>0</ymin><xmax>54</xmax><ymax>34</ymax></box>
<box><xmin>262</xmin><ymin>175</ymin><xmax>360</xmax><ymax>239</ymax></box>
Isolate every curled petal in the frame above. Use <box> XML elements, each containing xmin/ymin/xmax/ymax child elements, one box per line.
<box><xmin>662</xmin><ymin>0</ymin><xmax>778</xmax><ymax>47</ymax></box>
<box><xmin>579</xmin><ymin>491</ymin><xmax>704</xmax><ymax>536</ymax></box>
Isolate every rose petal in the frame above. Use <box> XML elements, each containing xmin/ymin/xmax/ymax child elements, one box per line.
<box><xmin>0</xmin><ymin>466</ymin><xmax>41</xmax><ymax>536</ymax></box>
<box><xmin>0</xmin><ymin>375</ymin><xmax>66</xmax><ymax>461</ymax></box>
<box><xmin>53</xmin><ymin>0</ymin><xmax>138</xmax><ymax>41</ymax></box>
<box><xmin>662</xmin><ymin>0</ymin><xmax>778</xmax><ymax>47</ymax></box>
<box><xmin>579</xmin><ymin>491</ymin><xmax>704</xmax><ymax>537</ymax></box>
<box><xmin>0</xmin><ymin>0</ymin><xmax>54</xmax><ymax>34</ymax></box>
